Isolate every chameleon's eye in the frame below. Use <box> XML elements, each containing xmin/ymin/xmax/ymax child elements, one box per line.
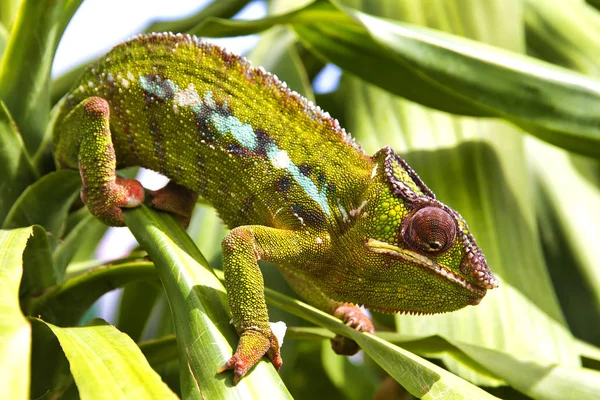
<box><xmin>404</xmin><ymin>207</ymin><xmax>456</xmax><ymax>254</ymax></box>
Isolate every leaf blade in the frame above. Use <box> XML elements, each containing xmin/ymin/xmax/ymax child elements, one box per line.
<box><xmin>0</xmin><ymin>227</ymin><xmax>32</xmax><ymax>400</ymax></box>
<box><xmin>37</xmin><ymin>318</ymin><xmax>177</xmax><ymax>400</ymax></box>
<box><xmin>124</xmin><ymin>205</ymin><xmax>292</xmax><ymax>399</ymax></box>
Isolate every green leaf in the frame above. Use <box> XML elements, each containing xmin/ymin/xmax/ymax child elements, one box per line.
<box><xmin>377</xmin><ymin>332</ymin><xmax>600</xmax><ymax>400</ymax></box>
<box><xmin>50</xmin><ymin>0</ymin><xmax>251</xmax><ymax>106</ymax></box>
<box><xmin>348</xmin><ymin>7</ymin><xmax>600</xmax><ymax>157</ymax></box>
<box><xmin>533</xmin><ymin>142</ymin><xmax>600</xmax><ymax>346</ymax></box>
<box><xmin>320</xmin><ymin>341</ymin><xmax>378</xmax><ymax>400</ymax></box>
<box><xmin>21</xmin><ymin>225</ymin><xmax>57</xmax><ymax>299</ymax></box>
<box><xmin>0</xmin><ymin>0</ymin><xmax>18</xmax><ymax>29</ymax></box>
<box><xmin>144</xmin><ymin>0</ymin><xmax>251</xmax><ymax>34</ymax></box>
<box><xmin>0</xmin><ymin>227</ymin><xmax>32</xmax><ymax>400</ymax></box>
<box><xmin>30</xmin><ymin>261</ymin><xmax>157</xmax><ymax>326</ymax></box>
<box><xmin>2</xmin><ymin>170</ymin><xmax>81</xmax><ymax>239</ymax></box>
<box><xmin>35</xmin><ymin>318</ymin><xmax>177</xmax><ymax>399</ymax></box>
<box><xmin>117</xmin><ymin>280</ymin><xmax>161</xmax><ymax>342</ymax></box>
<box><xmin>0</xmin><ymin>0</ymin><xmax>67</xmax><ymax>153</ymax></box>
<box><xmin>261</xmin><ymin>283</ymin><xmax>498</xmax><ymax>400</ymax></box>
<box><xmin>139</xmin><ymin>335</ymin><xmax>180</xmax><ymax>396</ymax></box>
<box><xmin>524</xmin><ymin>0</ymin><xmax>600</xmax><ymax>75</ymax></box>
<box><xmin>0</xmin><ymin>100</ymin><xmax>37</xmax><ymax>225</ymax></box>
<box><xmin>53</xmin><ymin>212</ymin><xmax>107</xmax><ymax>278</ymax></box>
<box><xmin>193</xmin><ymin>0</ymin><xmax>600</xmax><ymax>157</ymax></box>
<box><xmin>248</xmin><ymin>26</ymin><xmax>315</xmax><ymax>101</ymax></box>
<box><xmin>522</xmin><ymin>0</ymin><xmax>600</xmax><ymax>345</ymax></box>
<box><xmin>186</xmin><ymin>204</ymin><xmax>228</xmax><ymax>265</ymax></box>
<box><xmin>0</xmin><ymin>22</ymin><xmax>8</xmax><ymax>60</ymax></box>
<box><xmin>30</xmin><ymin>317</ymin><xmax>75</xmax><ymax>399</ymax></box>
<box><xmin>139</xmin><ymin>335</ymin><xmax>178</xmax><ymax>368</ymax></box>
<box><xmin>124</xmin><ymin>205</ymin><xmax>293</xmax><ymax>399</ymax></box>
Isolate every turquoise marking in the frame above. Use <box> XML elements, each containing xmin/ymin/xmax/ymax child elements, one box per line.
<box><xmin>337</xmin><ymin>200</ymin><xmax>349</xmax><ymax>222</ymax></box>
<box><xmin>137</xmin><ymin>77</ymin><xmax>331</xmax><ymax>216</ymax></box>
<box><xmin>210</xmin><ymin>113</ymin><xmax>257</xmax><ymax>150</ymax></box>
<box><xmin>265</xmin><ymin>144</ymin><xmax>331</xmax><ymax>217</ymax></box>
<box><xmin>139</xmin><ymin>76</ymin><xmax>178</xmax><ymax>99</ymax></box>
<box><xmin>289</xmin><ymin>164</ymin><xmax>331</xmax><ymax>217</ymax></box>
<box><xmin>203</xmin><ymin>90</ymin><xmax>217</xmax><ymax>108</ymax></box>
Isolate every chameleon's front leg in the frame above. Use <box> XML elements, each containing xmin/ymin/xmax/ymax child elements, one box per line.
<box><xmin>218</xmin><ymin>226</ymin><xmax>328</xmax><ymax>384</ymax></box>
<box><xmin>74</xmin><ymin>97</ymin><xmax>144</xmax><ymax>226</ymax></box>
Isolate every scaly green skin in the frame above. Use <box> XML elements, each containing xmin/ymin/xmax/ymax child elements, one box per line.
<box><xmin>52</xmin><ymin>33</ymin><xmax>498</xmax><ymax>383</ymax></box>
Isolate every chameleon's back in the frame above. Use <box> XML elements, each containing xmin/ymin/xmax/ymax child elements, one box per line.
<box><xmin>53</xmin><ymin>33</ymin><xmax>373</xmax><ymax>231</ymax></box>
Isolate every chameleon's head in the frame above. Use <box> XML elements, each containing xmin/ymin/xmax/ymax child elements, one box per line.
<box><xmin>343</xmin><ymin>146</ymin><xmax>498</xmax><ymax>314</ymax></box>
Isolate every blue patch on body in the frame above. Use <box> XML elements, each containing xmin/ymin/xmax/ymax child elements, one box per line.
<box><xmin>138</xmin><ymin>75</ymin><xmax>331</xmax><ymax>217</ymax></box>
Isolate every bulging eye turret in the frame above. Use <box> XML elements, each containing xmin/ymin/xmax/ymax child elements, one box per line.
<box><xmin>403</xmin><ymin>206</ymin><xmax>456</xmax><ymax>254</ymax></box>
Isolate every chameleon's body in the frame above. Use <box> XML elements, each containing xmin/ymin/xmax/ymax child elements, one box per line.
<box><xmin>52</xmin><ymin>33</ymin><xmax>498</xmax><ymax>382</ymax></box>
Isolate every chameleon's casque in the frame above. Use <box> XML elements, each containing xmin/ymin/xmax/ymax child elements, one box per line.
<box><xmin>52</xmin><ymin>33</ymin><xmax>498</xmax><ymax>383</ymax></box>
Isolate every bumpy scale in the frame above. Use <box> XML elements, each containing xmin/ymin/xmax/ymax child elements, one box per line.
<box><xmin>52</xmin><ymin>33</ymin><xmax>499</xmax><ymax>384</ymax></box>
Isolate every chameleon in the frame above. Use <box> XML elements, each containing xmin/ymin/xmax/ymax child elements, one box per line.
<box><xmin>52</xmin><ymin>33</ymin><xmax>498</xmax><ymax>384</ymax></box>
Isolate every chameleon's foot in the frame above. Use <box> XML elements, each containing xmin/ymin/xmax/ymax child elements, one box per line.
<box><xmin>331</xmin><ymin>303</ymin><xmax>375</xmax><ymax>355</ymax></box>
<box><xmin>218</xmin><ymin>328</ymin><xmax>282</xmax><ymax>385</ymax></box>
<box><xmin>149</xmin><ymin>181</ymin><xmax>198</xmax><ymax>228</ymax></box>
<box><xmin>81</xmin><ymin>177</ymin><xmax>145</xmax><ymax>226</ymax></box>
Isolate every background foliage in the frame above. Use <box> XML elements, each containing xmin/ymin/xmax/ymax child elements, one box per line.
<box><xmin>1</xmin><ymin>0</ymin><xmax>600</xmax><ymax>398</ymax></box>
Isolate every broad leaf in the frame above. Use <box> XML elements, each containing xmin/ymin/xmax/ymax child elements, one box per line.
<box><xmin>21</xmin><ymin>225</ymin><xmax>57</xmax><ymax>299</ymax></box>
<box><xmin>30</xmin><ymin>261</ymin><xmax>156</xmax><ymax>326</ymax></box>
<box><xmin>0</xmin><ymin>100</ymin><xmax>37</xmax><ymax>225</ymax></box>
<box><xmin>0</xmin><ymin>0</ymin><xmax>66</xmax><ymax>153</ymax></box>
<box><xmin>192</xmin><ymin>0</ymin><xmax>600</xmax><ymax>157</ymax></box>
<box><xmin>52</xmin><ymin>212</ymin><xmax>107</xmax><ymax>277</ymax></box>
<box><xmin>2</xmin><ymin>170</ymin><xmax>80</xmax><ymax>240</ymax></box>
<box><xmin>124</xmin><ymin>205</ymin><xmax>293</xmax><ymax>399</ymax></box>
<box><xmin>34</xmin><ymin>318</ymin><xmax>177</xmax><ymax>399</ymax></box>
<box><xmin>261</xmin><ymin>282</ymin><xmax>498</xmax><ymax>400</ymax></box>
<box><xmin>0</xmin><ymin>227</ymin><xmax>33</xmax><ymax>400</ymax></box>
<box><xmin>117</xmin><ymin>280</ymin><xmax>161</xmax><ymax>342</ymax></box>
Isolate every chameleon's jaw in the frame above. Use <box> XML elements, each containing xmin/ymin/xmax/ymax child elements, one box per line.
<box><xmin>365</xmin><ymin>238</ymin><xmax>487</xmax><ymax>298</ymax></box>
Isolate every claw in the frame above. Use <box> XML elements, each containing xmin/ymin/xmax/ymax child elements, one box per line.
<box><xmin>217</xmin><ymin>327</ymin><xmax>281</xmax><ymax>384</ymax></box>
<box><xmin>331</xmin><ymin>303</ymin><xmax>375</xmax><ymax>355</ymax></box>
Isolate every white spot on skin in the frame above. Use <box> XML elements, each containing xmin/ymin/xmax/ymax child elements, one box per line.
<box><xmin>127</xmin><ymin>72</ymin><xmax>134</xmax><ymax>81</ymax></box>
<box><xmin>87</xmin><ymin>81</ymin><xmax>94</xmax><ymax>87</ymax></box>
<box><xmin>174</xmin><ymin>83</ymin><xmax>202</xmax><ymax>107</ymax></box>
<box><xmin>316</xmin><ymin>237</ymin><xmax>323</xmax><ymax>244</ymax></box>
<box><xmin>121</xmin><ymin>79</ymin><xmax>129</xmax><ymax>88</ymax></box>
<box><xmin>270</xmin><ymin>149</ymin><xmax>291</xmax><ymax>169</ymax></box>
<box><xmin>349</xmin><ymin>200</ymin><xmax>368</xmax><ymax>217</ymax></box>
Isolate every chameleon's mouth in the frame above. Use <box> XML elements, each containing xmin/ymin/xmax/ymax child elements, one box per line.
<box><xmin>365</xmin><ymin>238</ymin><xmax>486</xmax><ymax>298</ymax></box>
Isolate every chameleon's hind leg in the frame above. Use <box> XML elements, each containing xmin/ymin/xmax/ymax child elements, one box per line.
<box><xmin>279</xmin><ymin>268</ymin><xmax>374</xmax><ymax>356</ymax></box>
<box><xmin>149</xmin><ymin>181</ymin><xmax>198</xmax><ymax>227</ymax></box>
<box><xmin>70</xmin><ymin>97</ymin><xmax>144</xmax><ymax>226</ymax></box>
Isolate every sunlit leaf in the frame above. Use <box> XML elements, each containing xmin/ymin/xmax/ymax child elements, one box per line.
<box><xmin>0</xmin><ymin>0</ymin><xmax>66</xmax><ymax>153</ymax></box>
<box><xmin>2</xmin><ymin>170</ymin><xmax>80</xmax><ymax>240</ymax></box>
<box><xmin>262</xmin><ymin>282</ymin><xmax>498</xmax><ymax>399</ymax></box>
<box><xmin>124</xmin><ymin>205</ymin><xmax>293</xmax><ymax>399</ymax></box>
<box><xmin>193</xmin><ymin>0</ymin><xmax>600</xmax><ymax>157</ymax></box>
<box><xmin>0</xmin><ymin>227</ymin><xmax>32</xmax><ymax>400</ymax></box>
<box><xmin>34</xmin><ymin>318</ymin><xmax>177</xmax><ymax>399</ymax></box>
<box><xmin>29</xmin><ymin>261</ymin><xmax>156</xmax><ymax>326</ymax></box>
<box><xmin>0</xmin><ymin>100</ymin><xmax>37</xmax><ymax>225</ymax></box>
